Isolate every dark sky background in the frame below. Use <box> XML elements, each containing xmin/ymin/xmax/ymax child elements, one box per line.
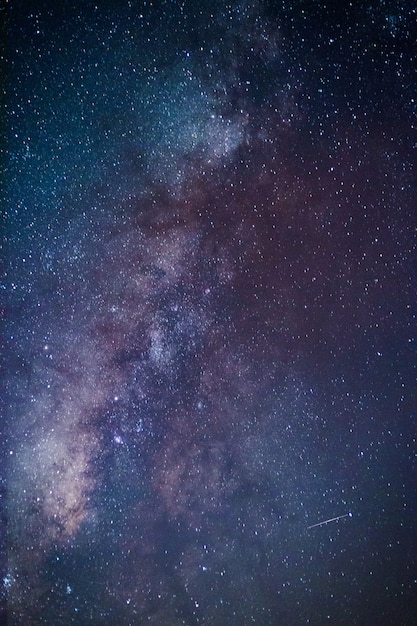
<box><xmin>3</xmin><ymin>1</ymin><xmax>416</xmax><ymax>624</ymax></box>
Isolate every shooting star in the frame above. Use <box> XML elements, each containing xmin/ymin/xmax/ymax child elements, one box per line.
<box><xmin>307</xmin><ymin>512</ymin><xmax>352</xmax><ymax>529</ymax></box>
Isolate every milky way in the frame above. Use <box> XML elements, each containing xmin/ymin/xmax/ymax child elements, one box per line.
<box><xmin>4</xmin><ymin>1</ymin><xmax>416</xmax><ymax>624</ymax></box>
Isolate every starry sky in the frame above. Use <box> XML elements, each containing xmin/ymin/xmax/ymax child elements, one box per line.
<box><xmin>3</xmin><ymin>1</ymin><xmax>416</xmax><ymax>624</ymax></box>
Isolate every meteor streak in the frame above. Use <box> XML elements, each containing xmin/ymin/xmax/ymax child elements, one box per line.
<box><xmin>307</xmin><ymin>512</ymin><xmax>352</xmax><ymax>529</ymax></box>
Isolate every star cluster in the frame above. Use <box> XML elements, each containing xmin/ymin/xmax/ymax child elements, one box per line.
<box><xmin>4</xmin><ymin>1</ymin><xmax>416</xmax><ymax>624</ymax></box>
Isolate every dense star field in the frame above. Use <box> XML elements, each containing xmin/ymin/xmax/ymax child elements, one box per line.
<box><xmin>3</xmin><ymin>1</ymin><xmax>416</xmax><ymax>624</ymax></box>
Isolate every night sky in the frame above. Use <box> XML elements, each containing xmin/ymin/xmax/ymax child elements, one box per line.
<box><xmin>3</xmin><ymin>1</ymin><xmax>417</xmax><ymax>624</ymax></box>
